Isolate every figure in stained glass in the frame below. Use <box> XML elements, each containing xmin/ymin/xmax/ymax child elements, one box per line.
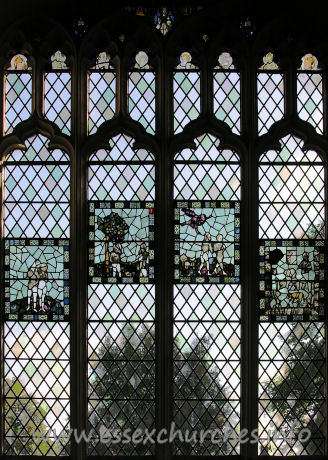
<box><xmin>199</xmin><ymin>233</ymin><xmax>212</xmax><ymax>275</ymax></box>
<box><xmin>259</xmin><ymin>52</ymin><xmax>279</xmax><ymax>70</ymax></box>
<box><xmin>215</xmin><ymin>52</ymin><xmax>234</xmax><ymax>69</ymax></box>
<box><xmin>93</xmin><ymin>51</ymin><xmax>112</xmax><ymax>69</ymax></box>
<box><xmin>135</xmin><ymin>51</ymin><xmax>150</xmax><ymax>69</ymax></box>
<box><xmin>213</xmin><ymin>233</ymin><xmax>225</xmax><ymax>275</ymax></box>
<box><xmin>176</xmin><ymin>52</ymin><xmax>197</xmax><ymax>69</ymax></box>
<box><xmin>155</xmin><ymin>7</ymin><xmax>173</xmax><ymax>35</ymax></box>
<box><xmin>110</xmin><ymin>242</ymin><xmax>122</xmax><ymax>277</ymax></box>
<box><xmin>180</xmin><ymin>207</ymin><xmax>208</xmax><ymax>234</ymax></box>
<box><xmin>51</xmin><ymin>50</ymin><xmax>68</xmax><ymax>70</ymax></box>
<box><xmin>300</xmin><ymin>53</ymin><xmax>319</xmax><ymax>70</ymax></box>
<box><xmin>27</xmin><ymin>260</ymin><xmax>48</xmax><ymax>312</ymax></box>
<box><xmin>136</xmin><ymin>243</ymin><xmax>149</xmax><ymax>277</ymax></box>
<box><xmin>8</xmin><ymin>54</ymin><xmax>29</xmax><ymax>70</ymax></box>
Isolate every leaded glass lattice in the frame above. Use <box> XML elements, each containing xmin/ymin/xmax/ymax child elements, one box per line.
<box><xmin>259</xmin><ymin>322</ymin><xmax>325</xmax><ymax>455</ymax></box>
<box><xmin>259</xmin><ymin>135</ymin><xmax>324</xmax><ymax>240</ymax></box>
<box><xmin>4</xmin><ymin>321</ymin><xmax>70</xmax><ymax>455</ymax></box>
<box><xmin>88</xmin><ymin>71</ymin><xmax>116</xmax><ymax>134</ymax></box>
<box><xmin>128</xmin><ymin>71</ymin><xmax>156</xmax><ymax>134</ymax></box>
<box><xmin>257</xmin><ymin>73</ymin><xmax>284</xmax><ymax>135</ymax></box>
<box><xmin>173</xmin><ymin>133</ymin><xmax>241</xmax><ymax>455</ymax></box>
<box><xmin>4</xmin><ymin>72</ymin><xmax>32</xmax><ymax>134</ymax></box>
<box><xmin>213</xmin><ymin>72</ymin><xmax>241</xmax><ymax>134</ymax></box>
<box><xmin>45</xmin><ymin>72</ymin><xmax>71</xmax><ymax>135</ymax></box>
<box><xmin>88</xmin><ymin>133</ymin><xmax>155</xmax><ymax>454</ymax></box>
<box><xmin>297</xmin><ymin>73</ymin><xmax>323</xmax><ymax>134</ymax></box>
<box><xmin>2</xmin><ymin>134</ymin><xmax>71</xmax><ymax>455</ymax></box>
<box><xmin>173</xmin><ymin>71</ymin><xmax>200</xmax><ymax>134</ymax></box>
<box><xmin>173</xmin><ymin>284</ymin><xmax>241</xmax><ymax>455</ymax></box>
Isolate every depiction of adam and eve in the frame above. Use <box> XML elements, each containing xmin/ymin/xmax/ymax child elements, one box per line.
<box><xmin>177</xmin><ymin>206</ymin><xmax>238</xmax><ymax>280</ymax></box>
<box><xmin>9</xmin><ymin>245</ymin><xmax>65</xmax><ymax>316</ymax></box>
<box><xmin>263</xmin><ymin>245</ymin><xmax>320</xmax><ymax>316</ymax></box>
<box><xmin>92</xmin><ymin>208</ymin><xmax>152</xmax><ymax>280</ymax></box>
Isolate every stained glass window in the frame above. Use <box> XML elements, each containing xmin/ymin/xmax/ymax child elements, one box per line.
<box><xmin>44</xmin><ymin>51</ymin><xmax>71</xmax><ymax>135</ymax></box>
<box><xmin>213</xmin><ymin>52</ymin><xmax>241</xmax><ymax>134</ymax></box>
<box><xmin>2</xmin><ymin>134</ymin><xmax>70</xmax><ymax>455</ymax></box>
<box><xmin>1</xmin><ymin>8</ymin><xmax>328</xmax><ymax>459</ymax></box>
<box><xmin>87</xmin><ymin>133</ymin><xmax>155</xmax><ymax>455</ymax></box>
<box><xmin>173</xmin><ymin>133</ymin><xmax>241</xmax><ymax>455</ymax></box>
<box><xmin>173</xmin><ymin>51</ymin><xmax>200</xmax><ymax>133</ymax></box>
<box><xmin>88</xmin><ymin>52</ymin><xmax>116</xmax><ymax>134</ymax></box>
<box><xmin>257</xmin><ymin>53</ymin><xmax>284</xmax><ymax>135</ymax></box>
<box><xmin>258</xmin><ymin>134</ymin><xmax>326</xmax><ymax>454</ymax></box>
<box><xmin>3</xmin><ymin>54</ymin><xmax>32</xmax><ymax>135</ymax></box>
<box><xmin>128</xmin><ymin>52</ymin><xmax>156</xmax><ymax>134</ymax></box>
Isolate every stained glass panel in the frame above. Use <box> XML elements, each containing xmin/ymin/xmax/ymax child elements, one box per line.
<box><xmin>257</xmin><ymin>73</ymin><xmax>284</xmax><ymax>135</ymax></box>
<box><xmin>88</xmin><ymin>134</ymin><xmax>155</xmax><ymax>454</ymax></box>
<box><xmin>88</xmin><ymin>202</ymin><xmax>154</xmax><ymax>283</ymax></box>
<box><xmin>174</xmin><ymin>201</ymin><xmax>240</xmax><ymax>283</ymax></box>
<box><xmin>259</xmin><ymin>240</ymin><xmax>325</xmax><ymax>321</ymax></box>
<box><xmin>4</xmin><ymin>239</ymin><xmax>69</xmax><ymax>321</ymax></box>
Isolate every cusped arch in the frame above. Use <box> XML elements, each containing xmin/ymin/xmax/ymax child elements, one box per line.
<box><xmin>83</xmin><ymin>115</ymin><xmax>160</xmax><ymax>161</ymax></box>
<box><xmin>0</xmin><ymin>116</ymin><xmax>74</xmax><ymax>161</ymax></box>
<box><xmin>169</xmin><ymin>113</ymin><xmax>247</xmax><ymax>162</ymax></box>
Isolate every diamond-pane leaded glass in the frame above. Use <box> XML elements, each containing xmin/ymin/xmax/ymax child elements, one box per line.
<box><xmin>213</xmin><ymin>72</ymin><xmax>241</xmax><ymax>134</ymax></box>
<box><xmin>174</xmin><ymin>133</ymin><xmax>240</xmax><ymax>201</ymax></box>
<box><xmin>4</xmin><ymin>72</ymin><xmax>32</xmax><ymax>134</ymax></box>
<box><xmin>89</xmin><ymin>135</ymin><xmax>154</xmax><ymax>202</ymax></box>
<box><xmin>88</xmin><ymin>134</ymin><xmax>155</xmax><ymax>454</ymax></box>
<box><xmin>259</xmin><ymin>135</ymin><xmax>324</xmax><ymax>240</ymax></box>
<box><xmin>128</xmin><ymin>71</ymin><xmax>155</xmax><ymax>134</ymax></box>
<box><xmin>173</xmin><ymin>134</ymin><xmax>241</xmax><ymax>455</ymax></box>
<box><xmin>88</xmin><ymin>71</ymin><xmax>116</xmax><ymax>134</ymax></box>
<box><xmin>259</xmin><ymin>322</ymin><xmax>325</xmax><ymax>455</ymax></box>
<box><xmin>2</xmin><ymin>134</ymin><xmax>71</xmax><ymax>455</ymax></box>
<box><xmin>4</xmin><ymin>321</ymin><xmax>70</xmax><ymax>455</ymax></box>
<box><xmin>45</xmin><ymin>72</ymin><xmax>71</xmax><ymax>135</ymax></box>
<box><xmin>173</xmin><ymin>71</ymin><xmax>200</xmax><ymax>134</ymax></box>
<box><xmin>297</xmin><ymin>73</ymin><xmax>323</xmax><ymax>134</ymax></box>
<box><xmin>257</xmin><ymin>73</ymin><xmax>284</xmax><ymax>135</ymax></box>
<box><xmin>3</xmin><ymin>135</ymin><xmax>70</xmax><ymax>240</ymax></box>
